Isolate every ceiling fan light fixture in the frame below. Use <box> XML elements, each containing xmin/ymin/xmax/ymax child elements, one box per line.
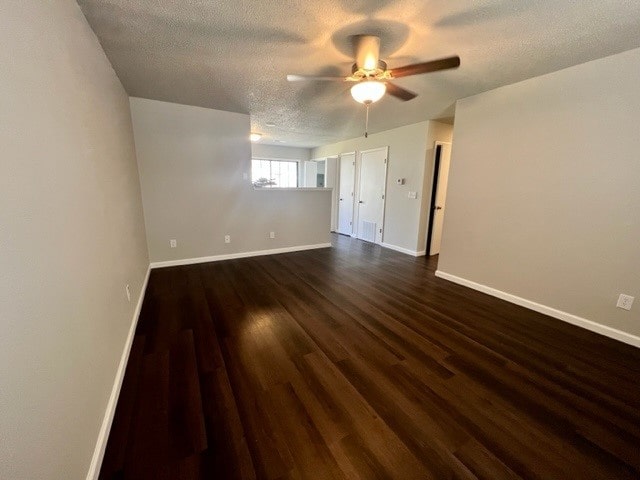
<box><xmin>351</xmin><ymin>80</ymin><xmax>386</xmax><ymax>104</ymax></box>
<box><xmin>250</xmin><ymin>133</ymin><xmax>262</xmax><ymax>142</ymax></box>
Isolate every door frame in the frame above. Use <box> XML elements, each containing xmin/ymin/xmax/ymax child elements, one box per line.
<box><xmin>426</xmin><ymin>141</ymin><xmax>451</xmax><ymax>255</ymax></box>
<box><xmin>355</xmin><ymin>146</ymin><xmax>389</xmax><ymax>244</ymax></box>
<box><xmin>336</xmin><ymin>151</ymin><xmax>356</xmax><ymax>235</ymax></box>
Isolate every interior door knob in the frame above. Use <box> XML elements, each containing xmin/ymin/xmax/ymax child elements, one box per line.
<box><xmin>435</xmin><ymin>205</ymin><xmax>442</xmax><ymax>210</ymax></box>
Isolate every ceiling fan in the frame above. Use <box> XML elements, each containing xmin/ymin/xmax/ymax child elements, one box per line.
<box><xmin>287</xmin><ymin>35</ymin><xmax>460</xmax><ymax>105</ymax></box>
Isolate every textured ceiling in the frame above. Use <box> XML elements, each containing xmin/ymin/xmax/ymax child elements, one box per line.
<box><xmin>77</xmin><ymin>0</ymin><xmax>640</xmax><ymax>147</ymax></box>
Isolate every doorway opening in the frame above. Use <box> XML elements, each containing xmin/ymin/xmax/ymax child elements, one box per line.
<box><xmin>426</xmin><ymin>142</ymin><xmax>452</xmax><ymax>256</ymax></box>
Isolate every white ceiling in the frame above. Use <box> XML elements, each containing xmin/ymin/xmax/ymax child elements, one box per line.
<box><xmin>77</xmin><ymin>0</ymin><xmax>640</xmax><ymax>147</ymax></box>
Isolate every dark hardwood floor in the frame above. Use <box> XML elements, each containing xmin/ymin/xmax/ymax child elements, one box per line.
<box><xmin>99</xmin><ymin>234</ymin><xmax>640</xmax><ymax>479</ymax></box>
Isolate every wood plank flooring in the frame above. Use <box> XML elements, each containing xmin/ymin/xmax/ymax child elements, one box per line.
<box><xmin>99</xmin><ymin>234</ymin><xmax>640</xmax><ymax>479</ymax></box>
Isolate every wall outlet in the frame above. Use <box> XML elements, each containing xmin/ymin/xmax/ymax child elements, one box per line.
<box><xmin>270</xmin><ymin>231</ymin><xmax>275</xmax><ymax>239</ymax></box>
<box><xmin>224</xmin><ymin>235</ymin><xmax>231</xmax><ymax>244</ymax></box>
<box><xmin>169</xmin><ymin>239</ymin><xmax>177</xmax><ymax>248</ymax></box>
<box><xmin>408</xmin><ymin>191</ymin><xmax>417</xmax><ymax>199</ymax></box>
<box><xmin>125</xmin><ymin>284</ymin><xmax>131</xmax><ymax>302</ymax></box>
<box><xmin>243</xmin><ymin>172</ymin><xmax>249</xmax><ymax>181</ymax></box>
<box><xmin>616</xmin><ymin>294</ymin><xmax>634</xmax><ymax>311</ymax></box>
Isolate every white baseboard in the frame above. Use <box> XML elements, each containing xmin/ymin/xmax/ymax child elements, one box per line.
<box><xmin>86</xmin><ymin>266</ymin><xmax>151</xmax><ymax>480</ymax></box>
<box><xmin>381</xmin><ymin>242</ymin><xmax>426</xmax><ymax>257</ymax></box>
<box><xmin>435</xmin><ymin>270</ymin><xmax>640</xmax><ymax>349</ymax></box>
<box><xmin>150</xmin><ymin>243</ymin><xmax>332</xmax><ymax>269</ymax></box>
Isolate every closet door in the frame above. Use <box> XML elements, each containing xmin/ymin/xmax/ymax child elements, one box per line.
<box><xmin>337</xmin><ymin>153</ymin><xmax>356</xmax><ymax>235</ymax></box>
<box><xmin>356</xmin><ymin>147</ymin><xmax>388</xmax><ymax>244</ymax></box>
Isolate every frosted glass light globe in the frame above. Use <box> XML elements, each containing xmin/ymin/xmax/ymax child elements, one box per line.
<box><xmin>351</xmin><ymin>81</ymin><xmax>386</xmax><ymax>104</ymax></box>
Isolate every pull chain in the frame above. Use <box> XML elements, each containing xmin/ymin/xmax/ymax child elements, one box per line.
<box><xmin>364</xmin><ymin>103</ymin><xmax>370</xmax><ymax>138</ymax></box>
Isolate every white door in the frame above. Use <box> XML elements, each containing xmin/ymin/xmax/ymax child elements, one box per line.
<box><xmin>337</xmin><ymin>153</ymin><xmax>356</xmax><ymax>235</ymax></box>
<box><xmin>304</xmin><ymin>161</ymin><xmax>317</xmax><ymax>187</ymax></box>
<box><xmin>429</xmin><ymin>142</ymin><xmax>452</xmax><ymax>255</ymax></box>
<box><xmin>356</xmin><ymin>147</ymin><xmax>388</xmax><ymax>244</ymax></box>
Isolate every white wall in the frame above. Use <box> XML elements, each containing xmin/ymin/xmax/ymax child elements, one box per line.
<box><xmin>0</xmin><ymin>2</ymin><xmax>149</xmax><ymax>479</ymax></box>
<box><xmin>131</xmin><ymin>98</ymin><xmax>332</xmax><ymax>263</ymax></box>
<box><xmin>314</xmin><ymin>121</ymin><xmax>450</xmax><ymax>254</ymax></box>
<box><xmin>439</xmin><ymin>47</ymin><xmax>640</xmax><ymax>340</ymax></box>
<box><xmin>251</xmin><ymin>144</ymin><xmax>312</xmax><ymax>161</ymax></box>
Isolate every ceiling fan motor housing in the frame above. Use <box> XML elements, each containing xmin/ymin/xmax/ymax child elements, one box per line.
<box><xmin>354</xmin><ymin>35</ymin><xmax>381</xmax><ymax>70</ymax></box>
<box><xmin>351</xmin><ymin>60</ymin><xmax>390</xmax><ymax>80</ymax></box>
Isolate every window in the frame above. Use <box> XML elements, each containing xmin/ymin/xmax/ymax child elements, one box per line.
<box><xmin>252</xmin><ymin>159</ymin><xmax>298</xmax><ymax>188</ymax></box>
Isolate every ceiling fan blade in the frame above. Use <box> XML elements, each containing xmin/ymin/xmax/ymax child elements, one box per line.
<box><xmin>386</xmin><ymin>83</ymin><xmax>418</xmax><ymax>101</ymax></box>
<box><xmin>391</xmin><ymin>56</ymin><xmax>460</xmax><ymax>78</ymax></box>
<box><xmin>287</xmin><ymin>74</ymin><xmax>346</xmax><ymax>82</ymax></box>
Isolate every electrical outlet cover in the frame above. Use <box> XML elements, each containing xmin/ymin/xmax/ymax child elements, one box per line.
<box><xmin>616</xmin><ymin>294</ymin><xmax>634</xmax><ymax>311</ymax></box>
